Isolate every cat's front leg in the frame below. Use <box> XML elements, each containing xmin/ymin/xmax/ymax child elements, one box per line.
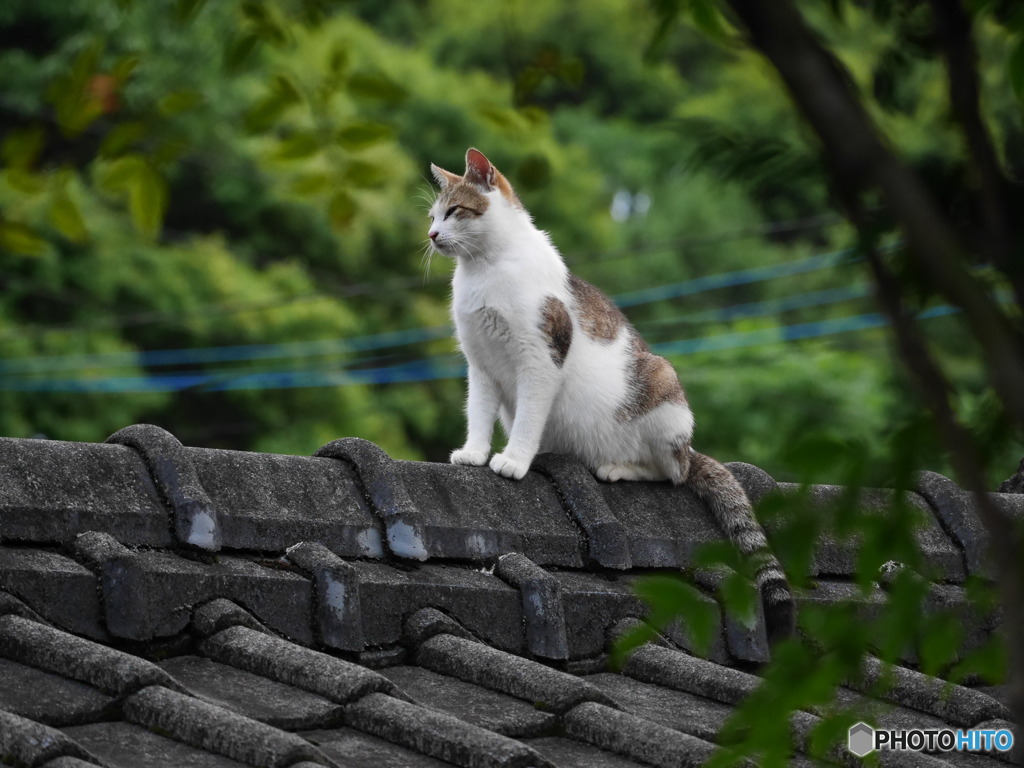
<box><xmin>490</xmin><ymin>363</ymin><xmax>560</xmax><ymax>480</ymax></box>
<box><xmin>451</xmin><ymin>365</ymin><xmax>500</xmax><ymax>467</ymax></box>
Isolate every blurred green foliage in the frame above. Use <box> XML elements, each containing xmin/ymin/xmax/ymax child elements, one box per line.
<box><xmin>1</xmin><ymin>0</ymin><xmax>1022</xmax><ymax>764</ymax></box>
<box><xmin>0</xmin><ymin>0</ymin><xmax>1017</xmax><ymax>486</ymax></box>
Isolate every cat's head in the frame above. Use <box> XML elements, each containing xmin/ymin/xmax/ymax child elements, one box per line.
<box><xmin>427</xmin><ymin>148</ymin><xmax>523</xmax><ymax>258</ymax></box>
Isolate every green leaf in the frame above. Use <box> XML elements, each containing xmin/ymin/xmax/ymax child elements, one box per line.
<box><xmin>328</xmin><ymin>190</ymin><xmax>357</xmax><ymax>229</ymax></box>
<box><xmin>347</xmin><ymin>72</ymin><xmax>408</xmax><ymax>103</ymax></box>
<box><xmin>336</xmin><ymin>121</ymin><xmax>392</xmax><ymax>150</ymax></box>
<box><xmin>50</xmin><ymin>193</ymin><xmax>88</xmax><ymax>243</ymax></box>
<box><xmin>0</xmin><ymin>219</ymin><xmax>46</xmax><ymax>256</ymax></box>
<box><xmin>517</xmin><ymin>154</ymin><xmax>550</xmax><ymax>190</ymax></box>
<box><xmin>6</xmin><ymin>169</ymin><xmax>46</xmax><ymax>194</ymax></box>
<box><xmin>1</xmin><ymin>126</ymin><xmax>45</xmax><ymax>169</ymax></box>
<box><xmin>344</xmin><ymin>160</ymin><xmax>388</xmax><ymax>188</ymax></box>
<box><xmin>328</xmin><ymin>44</ymin><xmax>350</xmax><ymax>75</ymax></box>
<box><xmin>273</xmin><ymin>74</ymin><xmax>303</xmax><ymax>104</ymax></box>
<box><xmin>100</xmin><ymin>155</ymin><xmax>168</xmax><ymax>238</ymax></box>
<box><xmin>100</xmin><ymin>121</ymin><xmax>148</xmax><ymax>157</ymax></box>
<box><xmin>290</xmin><ymin>172</ymin><xmax>331</xmax><ymax>196</ymax></box>
<box><xmin>128</xmin><ymin>161</ymin><xmax>168</xmax><ymax>239</ymax></box>
<box><xmin>1010</xmin><ymin>36</ymin><xmax>1024</xmax><ymax>104</ymax></box>
<box><xmin>275</xmin><ymin>132</ymin><xmax>321</xmax><ymax>160</ymax></box>
<box><xmin>690</xmin><ymin>0</ymin><xmax>734</xmax><ymax>45</ymax></box>
<box><xmin>224</xmin><ymin>32</ymin><xmax>260</xmax><ymax>73</ymax></box>
<box><xmin>111</xmin><ymin>55</ymin><xmax>139</xmax><ymax>83</ymax></box>
<box><xmin>158</xmin><ymin>90</ymin><xmax>204</xmax><ymax>117</ymax></box>
<box><xmin>174</xmin><ymin>0</ymin><xmax>206</xmax><ymax>23</ymax></box>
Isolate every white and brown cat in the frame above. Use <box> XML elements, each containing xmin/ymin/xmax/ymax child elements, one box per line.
<box><xmin>427</xmin><ymin>148</ymin><xmax>793</xmax><ymax>640</ymax></box>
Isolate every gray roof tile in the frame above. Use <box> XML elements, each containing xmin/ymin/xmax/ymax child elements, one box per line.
<box><xmin>851</xmin><ymin>656</ymin><xmax>1010</xmax><ymax>727</ymax></box>
<box><xmin>415</xmin><ymin>633</ymin><xmax>614</xmax><ymax>714</ymax></box>
<box><xmin>0</xmin><ymin>658</ymin><xmax>115</xmax><ymax>727</ymax></box>
<box><xmin>0</xmin><ymin>428</ymin><xmax>1015</xmax><ymax>768</ymax></box>
<box><xmin>286</xmin><ymin>541</ymin><xmax>366</xmax><ymax>651</ymax></box>
<box><xmin>158</xmin><ymin>655</ymin><xmax>343</xmax><ymax>730</ymax></box>
<box><xmin>584</xmin><ymin>672</ymin><xmax>732</xmax><ymax>742</ymax></box>
<box><xmin>64</xmin><ymin>722</ymin><xmax>248</xmax><ymax>768</ymax></box>
<box><xmin>195</xmin><ymin>443</ymin><xmax>385</xmax><ymax>558</ymax></box>
<box><xmin>775</xmin><ymin>482</ymin><xmax>967</xmax><ymax>581</ymax></box>
<box><xmin>0</xmin><ymin>548</ymin><xmax>106</xmax><ymax>640</ymax></box>
<box><xmin>378</xmin><ymin>665</ymin><xmax>555</xmax><ymax>737</ymax></box>
<box><xmin>107</xmin><ymin>424</ymin><xmax>222</xmax><ymax>552</ymax></box>
<box><xmin>393</xmin><ymin>459</ymin><xmax>585</xmax><ymax>567</ymax></box>
<box><xmin>561</xmin><ymin>701</ymin><xmax>719</xmax><ymax>768</ymax></box>
<box><xmin>0</xmin><ymin>707</ymin><xmax>101</xmax><ymax>767</ymax></box>
<box><xmin>0</xmin><ymin>437</ymin><xmax>171</xmax><ymax>548</ymax></box>
<box><xmin>353</xmin><ymin>561</ymin><xmax>524</xmax><ymax>653</ymax></box>
<box><xmin>122</xmin><ymin>685</ymin><xmax>327</xmax><ymax>767</ymax></box>
<box><xmin>0</xmin><ymin>614</ymin><xmax>181</xmax><ymax>696</ymax></box>
<box><xmin>525</xmin><ymin>737</ymin><xmax>651</xmax><ymax>768</ymax></box>
<box><xmin>495</xmin><ymin>553</ymin><xmax>569</xmax><ymax>660</ymax></box>
<box><xmin>201</xmin><ymin>625</ymin><xmax>395</xmax><ymax>703</ymax></box>
<box><xmin>303</xmin><ymin>728</ymin><xmax>456</xmax><ymax>768</ymax></box>
<box><xmin>344</xmin><ymin>692</ymin><xmax>551</xmax><ymax>768</ymax></box>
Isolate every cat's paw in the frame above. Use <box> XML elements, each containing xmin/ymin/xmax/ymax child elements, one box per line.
<box><xmin>489</xmin><ymin>452</ymin><xmax>531</xmax><ymax>480</ymax></box>
<box><xmin>596</xmin><ymin>463</ymin><xmax>633</xmax><ymax>482</ymax></box>
<box><xmin>450</xmin><ymin>448</ymin><xmax>489</xmax><ymax>466</ymax></box>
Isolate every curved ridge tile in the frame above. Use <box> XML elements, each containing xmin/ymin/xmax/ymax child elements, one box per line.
<box><xmin>562</xmin><ymin>701</ymin><xmax>718</xmax><ymax>768</ymax></box>
<box><xmin>346</xmin><ymin>692</ymin><xmax>553</xmax><ymax>768</ymax></box>
<box><xmin>0</xmin><ymin>614</ymin><xmax>182</xmax><ymax>698</ymax></box>
<box><xmin>531</xmin><ymin>453</ymin><xmax>632</xmax><ymax>569</ymax></box>
<box><xmin>495</xmin><ymin>553</ymin><xmax>568</xmax><ymax>660</ymax></box>
<box><xmin>287</xmin><ymin>542</ymin><xmax>365</xmax><ymax>652</ymax></box>
<box><xmin>724</xmin><ymin>462</ymin><xmax>778</xmax><ymax>506</ymax></box>
<box><xmin>107</xmin><ymin>424</ymin><xmax>221</xmax><ymax>552</ymax></box>
<box><xmin>416</xmin><ymin>633</ymin><xmax>614</xmax><ymax>714</ymax></box>
<box><xmin>622</xmin><ymin>644</ymin><xmax>760</xmax><ymax>706</ymax></box>
<box><xmin>316</xmin><ymin>438</ymin><xmax>428</xmax><ymax>561</ymax></box>
<box><xmin>0</xmin><ymin>708</ymin><xmax>103</xmax><ymax>768</ymax></box>
<box><xmin>851</xmin><ymin>656</ymin><xmax>1011</xmax><ymax>728</ymax></box>
<box><xmin>201</xmin><ymin>625</ymin><xmax>393</xmax><ymax>704</ymax></box>
<box><xmin>124</xmin><ymin>685</ymin><xmax>327</xmax><ymax>768</ymax></box>
<box><xmin>914</xmin><ymin>471</ymin><xmax>992</xmax><ymax>579</ymax></box>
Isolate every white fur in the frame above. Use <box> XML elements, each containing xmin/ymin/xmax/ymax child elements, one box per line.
<box><xmin>429</xmin><ymin>174</ymin><xmax>695</xmax><ymax>482</ymax></box>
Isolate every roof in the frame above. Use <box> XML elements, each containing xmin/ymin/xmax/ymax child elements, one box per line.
<box><xmin>0</xmin><ymin>423</ymin><xmax>1019</xmax><ymax>768</ymax></box>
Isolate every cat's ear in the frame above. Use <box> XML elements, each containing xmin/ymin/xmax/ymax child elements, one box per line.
<box><xmin>431</xmin><ymin>163</ymin><xmax>461</xmax><ymax>189</ymax></box>
<box><xmin>464</xmin><ymin>148</ymin><xmax>496</xmax><ymax>190</ymax></box>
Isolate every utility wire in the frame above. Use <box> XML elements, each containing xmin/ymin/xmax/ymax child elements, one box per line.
<box><xmin>0</xmin><ymin>246</ymin><xmax>862</xmax><ymax>375</ymax></box>
<box><xmin>0</xmin><ymin>304</ymin><xmax>958</xmax><ymax>393</ymax></box>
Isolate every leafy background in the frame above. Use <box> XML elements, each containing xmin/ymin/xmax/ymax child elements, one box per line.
<box><xmin>1</xmin><ymin>0</ymin><xmax>1018</xmax><ymax>485</ymax></box>
<box><xmin>2</xmin><ymin>2</ymin><xmax>1023</xmax><ymax>763</ymax></box>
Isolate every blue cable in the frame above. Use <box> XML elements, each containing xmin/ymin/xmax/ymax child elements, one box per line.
<box><xmin>0</xmin><ymin>305</ymin><xmax>957</xmax><ymax>393</ymax></box>
<box><xmin>0</xmin><ymin>247</ymin><xmax>862</xmax><ymax>376</ymax></box>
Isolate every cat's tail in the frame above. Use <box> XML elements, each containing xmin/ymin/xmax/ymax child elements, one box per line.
<box><xmin>682</xmin><ymin>449</ymin><xmax>795</xmax><ymax>644</ymax></box>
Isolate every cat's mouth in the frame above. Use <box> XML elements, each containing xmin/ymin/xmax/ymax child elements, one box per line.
<box><xmin>429</xmin><ymin>238</ymin><xmax>455</xmax><ymax>257</ymax></box>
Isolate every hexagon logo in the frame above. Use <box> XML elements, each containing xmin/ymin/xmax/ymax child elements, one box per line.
<box><xmin>848</xmin><ymin>722</ymin><xmax>875</xmax><ymax>757</ymax></box>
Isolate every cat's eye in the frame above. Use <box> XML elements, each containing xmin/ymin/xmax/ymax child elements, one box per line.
<box><xmin>444</xmin><ymin>205</ymin><xmax>458</xmax><ymax>220</ymax></box>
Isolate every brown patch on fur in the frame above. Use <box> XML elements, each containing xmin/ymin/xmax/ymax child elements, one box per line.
<box><xmin>492</xmin><ymin>168</ymin><xmax>523</xmax><ymax>210</ymax></box>
<box><xmin>618</xmin><ymin>332</ymin><xmax>688</xmax><ymax>421</ymax></box>
<box><xmin>568</xmin><ymin>275</ymin><xmax>626</xmax><ymax>342</ymax></box>
<box><xmin>540</xmin><ymin>296</ymin><xmax>572</xmax><ymax>367</ymax></box>
<box><xmin>441</xmin><ymin>183</ymin><xmax>490</xmax><ymax>218</ymax></box>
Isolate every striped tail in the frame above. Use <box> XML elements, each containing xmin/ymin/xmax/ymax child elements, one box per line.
<box><xmin>683</xmin><ymin>450</ymin><xmax>795</xmax><ymax>643</ymax></box>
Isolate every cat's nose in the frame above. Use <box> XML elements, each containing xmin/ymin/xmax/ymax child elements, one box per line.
<box><xmin>429</xmin><ymin>231</ymin><xmax>438</xmax><ymax>240</ymax></box>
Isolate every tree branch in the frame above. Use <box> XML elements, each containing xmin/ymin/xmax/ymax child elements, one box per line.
<box><xmin>724</xmin><ymin>0</ymin><xmax>1024</xmax><ymax>430</ymax></box>
<box><xmin>927</xmin><ymin>0</ymin><xmax>1021</xmax><ymax>303</ymax></box>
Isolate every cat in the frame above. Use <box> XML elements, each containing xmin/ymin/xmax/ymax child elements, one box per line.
<box><xmin>427</xmin><ymin>148</ymin><xmax>794</xmax><ymax>641</ymax></box>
